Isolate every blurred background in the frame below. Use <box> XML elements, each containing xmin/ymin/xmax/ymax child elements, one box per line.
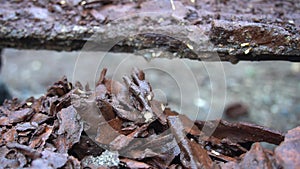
<box><xmin>1</xmin><ymin>48</ymin><xmax>300</xmax><ymax>132</ymax></box>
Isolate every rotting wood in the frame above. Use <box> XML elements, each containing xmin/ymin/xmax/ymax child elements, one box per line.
<box><xmin>0</xmin><ymin>0</ymin><xmax>299</xmax><ymax>62</ymax></box>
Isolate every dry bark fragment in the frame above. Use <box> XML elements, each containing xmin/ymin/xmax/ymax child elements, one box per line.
<box><xmin>8</xmin><ymin>108</ymin><xmax>34</xmax><ymax>124</ymax></box>
<box><xmin>195</xmin><ymin>120</ymin><xmax>284</xmax><ymax>145</ymax></box>
<box><xmin>275</xmin><ymin>126</ymin><xmax>300</xmax><ymax>169</ymax></box>
<box><xmin>120</xmin><ymin>132</ymin><xmax>180</xmax><ymax>163</ymax></box>
<box><xmin>97</xmin><ymin>100</ymin><xmax>116</xmax><ymax>121</ymax></box>
<box><xmin>0</xmin><ymin>146</ymin><xmax>27</xmax><ymax>168</ymax></box>
<box><xmin>0</xmin><ymin>68</ymin><xmax>299</xmax><ymax>168</ymax></box>
<box><xmin>41</xmin><ymin>150</ymin><xmax>68</xmax><ymax>168</ymax></box>
<box><xmin>0</xmin><ymin>128</ymin><xmax>17</xmax><ymax>145</ymax></box>
<box><xmin>56</xmin><ymin>105</ymin><xmax>83</xmax><ymax>151</ymax></box>
<box><xmin>30</xmin><ymin>113</ymin><xmax>50</xmax><ymax>124</ymax></box>
<box><xmin>47</xmin><ymin>76</ymin><xmax>72</xmax><ymax>97</ymax></box>
<box><xmin>123</xmin><ymin>68</ymin><xmax>153</xmax><ymax>113</ymax></box>
<box><xmin>150</xmin><ymin>100</ymin><xmax>167</xmax><ymax>125</ymax></box>
<box><xmin>115</xmin><ymin>108</ymin><xmax>142</xmax><ymax>122</ymax></box>
<box><xmin>29</xmin><ymin>124</ymin><xmax>53</xmax><ymax>149</ymax></box>
<box><xmin>95</xmin><ymin>120</ymin><xmax>120</xmax><ymax>145</ymax></box>
<box><xmin>0</xmin><ymin>116</ymin><xmax>9</xmax><ymax>126</ymax></box>
<box><xmin>120</xmin><ymin>158</ymin><xmax>151</xmax><ymax>169</ymax></box>
<box><xmin>6</xmin><ymin>142</ymin><xmax>41</xmax><ymax>159</ymax></box>
<box><xmin>220</xmin><ymin>143</ymin><xmax>278</xmax><ymax>169</ymax></box>
<box><xmin>15</xmin><ymin>122</ymin><xmax>38</xmax><ymax>131</ymax></box>
<box><xmin>107</xmin><ymin>117</ymin><xmax>123</xmax><ymax>132</ymax></box>
<box><xmin>168</xmin><ymin>116</ymin><xmax>213</xmax><ymax>169</ymax></box>
<box><xmin>73</xmin><ymin>99</ymin><xmax>103</xmax><ymax>136</ymax></box>
<box><xmin>238</xmin><ymin>143</ymin><xmax>275</xmax><ymax>169</ymax></box>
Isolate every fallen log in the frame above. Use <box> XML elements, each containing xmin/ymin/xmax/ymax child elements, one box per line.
<box><xmin>0</xmin><ymin>0</ymin><xmax>299</xmax><ymax>62</ymax></box>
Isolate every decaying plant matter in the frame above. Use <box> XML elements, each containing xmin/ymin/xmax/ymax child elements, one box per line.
<box><xmin>0</xmin><ymin>0</ymin><xmax>299</xmax><ymax>61</ymax></box>
<box><xmin>0</xmin><ymin>68</ymin><xmax>299</xmax><ymax>169</ymax></box>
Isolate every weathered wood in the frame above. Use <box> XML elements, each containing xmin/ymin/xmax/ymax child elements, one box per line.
<box><xmin>0</xmin><ymin>0</ymin><xmax>299</xmax><ymax>62</ymax></box>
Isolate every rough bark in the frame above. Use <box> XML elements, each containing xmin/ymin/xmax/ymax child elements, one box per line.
<box><xmin>0</xmin><ymin>0</ymin><xmax>299</xmax><ymax>62</ymax></box>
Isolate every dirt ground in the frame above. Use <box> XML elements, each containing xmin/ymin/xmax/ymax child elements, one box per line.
<box><xmin>2</xmin><ymin>48</ymin><xmax>300</xmax><ymax>132</ymax></box>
